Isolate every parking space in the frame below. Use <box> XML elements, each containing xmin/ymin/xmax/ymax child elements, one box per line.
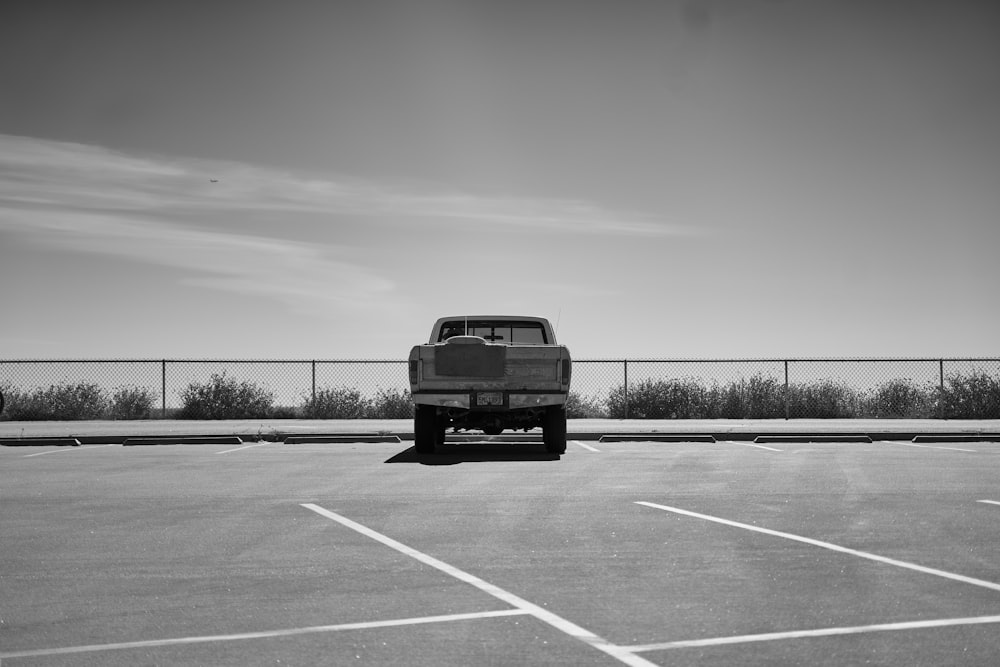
<box><xmin>2</xmin><ymin>439</ymin><xmax>999</xmax><ymax>665</ymax></box>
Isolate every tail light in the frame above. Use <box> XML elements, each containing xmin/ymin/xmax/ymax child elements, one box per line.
<box><xmin>409</xmin><ymin>359</ymin><xmax>419</xmax><ymax>384</ymax></box>
<box><xmin>561</xmin><ymin>358</ymin><xmax>571</xmax><ymax>386</ymax></box>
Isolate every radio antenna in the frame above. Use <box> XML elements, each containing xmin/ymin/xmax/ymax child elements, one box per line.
<box><xmin>554</xmin><ymin>308</ymin><xmax>562</xmax><ymax>336</ymax></box>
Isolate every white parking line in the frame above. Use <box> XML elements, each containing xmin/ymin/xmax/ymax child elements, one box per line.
<box><xmin>623</xmin><ymin>614</ymin><xmax>1000</xmax><ymax>652</ymax></box>
<box><xmin>0</xmin><ymin>609</ymin><xmax>530</xmax><ymax>660</ymax></box>
<box><xmin>882</xmin><ymin>441</ymin><xmax>977</xmax><ymax>453</ymax></box>
<box><xmin>978</xmin><ymin>500</ymin><xmax>1000</xmax><ymax>507</ymax></box>
<box><xmin>23</xmin><ymin>448</ymin><xmax>76</xmax><ymax>458</ymax></box>
<box><xmin>719</xmin><ymin>441</ymin><xmax>782</xmax><ymax>452</ymax></box>
<box><xmin>302</xmin><ymin>503</ymin><xmax>657</xmax><ymax>667</ymax></box>
<box><xmin>636</xmin><ymin>501</ymin><xmax>1000</xmax><ymax>593</ymax></box>
<box><xmin>22</xmin><ymin>444</ymin><xmax>114</xmax><ymax>458</ymax></box>
<box><xmin>572</xmin><ymin>440</ymin><xmax>601</xmax><ymax>452</ymax></box>
<box><xmin>216</xmin><ymin>443</ymin><xmax>270</xmax><ymax>454</ymax></box>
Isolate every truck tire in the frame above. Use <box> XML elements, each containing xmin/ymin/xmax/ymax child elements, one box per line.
<box><xmin>543</xmin><ymin>406</ymin><xmax>567</xmax><ymax>454</ymax></box>
<box><xmin>414</xmin><ymin>405</ymin><xmax>438</xmax><ymax>453</ymax></box>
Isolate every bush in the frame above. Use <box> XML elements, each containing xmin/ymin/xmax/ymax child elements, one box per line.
<box><xmin>566</xmin><ymin>392</ymin><xmax>609</xmax><ymax>418</ymax></box>
<box><xmin>300</xmin><ymin>386</ymin><xmax>413</xmax><ymax>419</ymax></box>
<box><xmin>2</xmin><ymin>383</ymin><xmax>110</xmax><ymax>420</ymax></box>
<box><xmin>302</xmin><ymin>386</ymin><xmax>370</xmax><ymax>419</ymax></box>
<box><xmin>595</xmin><ymin>374</ymin><xmax>997</xmax><ymax>420</ymax></box>
<box><xmin>1</xmin><ymin>385</ymin><xmax>46</xmax><ymax>420</ymax></box>
<box><xmin>1</xmin><ymin>385</ymin><xmax>21</xmax><ymax>420</ymax></box>
<box><xmin>108</xmin><ymin>386</ymin><xmax>159</xmax><ymax>420</ymax></box>
<box><xmin>178</xmin><ymin>373</ymin><xmax>275</xmax><ymax>419</ymax></box>
<box><xmin>49</xmin><ymin>383</ymin><xmax>108</xmax><ymax>419</ymax></box>
<box><xmin>608</xmin><ymin>378</ymin><xmax>713</xmax><ymax>419</ymax></box>
<box><xmin>944</xmin><ymin>372</ymin><xmax>1000</xmax><ymax>419</ymax></box>
<box><xmin>367</xmin><ymin>387</ymin><xmax>413</xmax><ymax>419</ymax></box>
<box><xmin>864</xmin><ymin>379</ymin><xmax>936</xmax><ymax>418</ymax></box>
<box><xmin>788</xmin><ymin>380</ymin><xmax>860</xmax><ymax>418</ymax></box>
<box><xmin>714</xmin><ymin>375</ymin><xmax>786</xmax><ymax>419</ymax></box>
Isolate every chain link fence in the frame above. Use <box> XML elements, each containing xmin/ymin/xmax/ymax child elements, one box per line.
<box><xmin>1</xmin><ymin>358</ymin><xmax>999</xmax><ymax>420</ymax></box>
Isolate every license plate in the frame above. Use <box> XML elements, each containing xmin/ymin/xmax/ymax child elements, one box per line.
<box><xmin>477</xmin><ymin>392</ymin><xmax>504</xmax><ymax>406</ymax></box>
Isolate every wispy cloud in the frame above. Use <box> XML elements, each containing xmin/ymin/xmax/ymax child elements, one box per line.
<box><xmin>0</xmin><ymin>206</ymin><xmax>396</xmax><ymax>317</ymax></box>
<box><xmin>0</xmin><ymin>133</ymin><xmax>702</xmax><ymax>321</ymax></box>
<box><xmin>0</xmin><ymin>133</ymin><xmax>700</xmax><ymax>236</ymax></box>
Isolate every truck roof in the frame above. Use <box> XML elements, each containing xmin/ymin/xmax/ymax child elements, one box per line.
<box><xmin>433</xmin><ymin>315</ymin><xmax>550</xmax><ymax>324</ymax></box>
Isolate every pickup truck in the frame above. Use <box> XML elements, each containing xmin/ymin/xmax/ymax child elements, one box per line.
<box><xmin>408</xmin><ymin>316</ymin><xmax>571</xmax><ymax>454</ymax></box>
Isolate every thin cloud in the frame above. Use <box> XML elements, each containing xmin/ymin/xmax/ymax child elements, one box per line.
<box><xmin>0</xmin><ymin>207</ymin><xmax>396</xmax><ymax>318</ymax></box>
<box><xmin>0</xmin><ymin>133</ymin><xmax>705</xmax><ymax>322</ymax></box>
<box><xmin>0</xmin><ymin>134</ymin><xmax>703</xmax><ymax>237</ymax></box>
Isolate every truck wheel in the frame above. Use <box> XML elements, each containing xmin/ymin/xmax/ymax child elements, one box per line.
<box><xmin>543</xmin><ymin>406</ymin><xmax>567</xmax><ymax>454</ymax></box>
<box><xmin>414</xmin><ymin>405</ymin><xmax>437</xmax><ymax>453</ymax></box>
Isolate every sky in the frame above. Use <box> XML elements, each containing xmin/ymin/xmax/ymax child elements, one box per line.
<box><xmin>1</xmin><ymin>0</ymin><xmax>998</xmax><ymax>361</ymax></box>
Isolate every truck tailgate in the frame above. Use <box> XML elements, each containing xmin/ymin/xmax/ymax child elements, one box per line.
<box><xmin>413</xmin><ymin>344</ymin><xmax>569</xmax><ymax>390</ymax></box>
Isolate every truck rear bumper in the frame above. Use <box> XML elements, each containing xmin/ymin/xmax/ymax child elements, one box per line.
<box><xmin>412</xmin><ymin>392</ymin><xmax>568</xmax><ymax>410</ymax></box>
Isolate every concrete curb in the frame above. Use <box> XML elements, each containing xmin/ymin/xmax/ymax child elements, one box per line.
<box><xmin>3</xmin><ymin>419</ymin><xmax>999</xmax><ymax>446</ymax></box>
<box><xmin>754</xmin><ymin>434</ymin><xmax>873</xmax><ymax>444</ymax></box>
<box><xmin>122</xmin><ymin>436</ymin><xmax>244</xmax><ymax>446</ymax></box>
<box><xmin>0</xmin><ymin>437</ymin><xmax>81</xmax><ymax>447</ymax></box>
<box><xmin>284</xmin><ymin>435</ymin><xmax>402</xmax><ymax>444</ymax></box>
<box><xmin>912</xmin><ymin>434</ymin><xmax>1000</xmax><ymax>443</ymax></box>
<box><xmin>600</xmin><ymin>434</ymin><xmax>716</xmax><ymax>443</ymax></box>
<box><xmin>51</xmin><ymin>430</ymin><xmax>1000</xmax><ymax>446</ymax></box>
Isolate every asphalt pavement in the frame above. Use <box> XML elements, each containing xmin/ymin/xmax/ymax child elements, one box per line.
<box><xmin>3</xmin><ymin>436</ymin><xmax>999</xmax><ymax>665</ymax></box>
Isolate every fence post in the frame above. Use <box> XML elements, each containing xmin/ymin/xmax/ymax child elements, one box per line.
<box><xmin>311</xmin><ymin>360</ymin><xmax>317</xmax><ymax>404</ymax></box>
<box><xmin>623</xmin><ymin>359</ymin><xmax>629</xmax><ymax>419</ymax></box>
<box><xmin>939</xmin><ymin>359</ymin><xmax>945</xmax><ymax>420</ymax></box>
<box><xmin>784</xmin><ymin>360</ymin><xmax>790</xmax><ymax>420</ymax></box>
<box><xmin>161</xmin><ymin>360</ymin><xmax>167</xmax><ymax>419</ymax></box>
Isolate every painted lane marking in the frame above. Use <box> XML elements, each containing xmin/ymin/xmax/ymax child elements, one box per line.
<box><xmin>302</xmin><ymin>503</ymin><xmax>656</xmax><ymax>667</ymax></box>
<box><xmin>636</xmin><ymin>501</ymin><xmax>1000</xmax><ymax>593</ymax></box>
<box><xmin>216</xmin><ymin>443</ymin><xmax>270</xmax><ymax>454</ymax></box>
<box><xmin>978</xmin><ymin>500</ymin><xmax>1000</xmax><ymax>507</ymax></box>
<box><xmin>0</xmin><ymin>609</ymin><xmax>529</xmax><ymax>660</ymax></box>
<box><xmin>719</xmin><ymin>441</ymin><xmax>782</xmax><ymax>452</ymax></box>
<box><xmin>623</xmin><ymin>614</ymin><xmax>1000</xmax><ymax>652</ymax></box>
<box><xmin>22</xmin><ymin>444</ymin><xmax>114</xmax><ymax>458</ymax></box>
<box><xmin>883</xmin><ymin>441</ymin><xmax>977</xmax><ymax>453</ymax></box>
<box><xmin>23</xmin><ymin>448</ymin><xmax>77</xmax><ymax>458</ymax></box>
<box><xmin>572</xmin><ymin>440</ymin><xmax>601</xmax><ymax>452</ymax></box>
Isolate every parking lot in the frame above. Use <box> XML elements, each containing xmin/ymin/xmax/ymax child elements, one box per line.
<box><xmin>2</xmin><ymin>437</ymin><xmax>999</xmax><ymax>666</ymax></box>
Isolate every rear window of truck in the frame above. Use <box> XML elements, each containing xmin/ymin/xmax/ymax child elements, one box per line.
<box><xmin>438</xmin><ymin>320</ymin><xmax>548</xmax><ymax>344</ymax></box>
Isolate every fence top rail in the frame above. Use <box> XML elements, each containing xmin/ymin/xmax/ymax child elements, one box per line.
<box><xmin>0</xmin><ymin>359</ymin><xmax>410</xmax><ymax>364</ymax></box>
<box><xmin>2</xmin><ymin>357</ymin><xmax>1000</xmax><ymax>364</ymax></box>
<box><xmin>574</xmin><ymin>358</ymin><xmax>1000</xmax><ymax>363</ymax></box>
